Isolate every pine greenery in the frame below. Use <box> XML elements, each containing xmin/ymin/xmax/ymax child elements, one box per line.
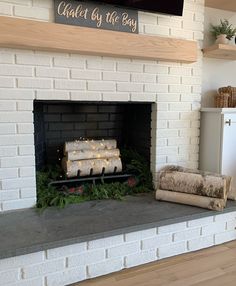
<box><xmin>36</xmin><ymin>149</ymin><xmax>154</xmax><ymax>210</ymax></box>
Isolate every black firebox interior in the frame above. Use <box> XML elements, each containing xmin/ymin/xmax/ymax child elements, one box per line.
<box><xmin>34</xmin><ymin>101</ymin><xmax>152</xmax><ymax>171</ymax></box>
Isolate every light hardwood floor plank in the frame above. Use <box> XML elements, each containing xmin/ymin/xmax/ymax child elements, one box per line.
<box><xmin>75</xmin><ymin>241</ymin><xmax>236</xmax><ymax>286</ymax></box>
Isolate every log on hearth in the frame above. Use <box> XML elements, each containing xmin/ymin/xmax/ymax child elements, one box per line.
<box><xmin>156</xmin><ymin>189</ymin><xmax>226</xmax><ymax>211</ymax></box>
<box><xmin>159</xmin><ymin>167</ymin><xmax>231</xmax><ymax>200</ymax></box>
<box><xmin>64</xmin><ymin>139</ymin><xmax>117</xmax><ymax>153</ymax></box>
<box><xmin>66</xmin><ymin>148</ymin><xmax>120</xmax><ymax>161</ymax></box>
<box><xmin>62</xmin><ymin>157</ymin><xmax>122</xmax><ymax>178</ymax></box>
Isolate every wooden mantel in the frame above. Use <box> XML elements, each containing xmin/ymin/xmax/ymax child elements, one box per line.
<box><xmin>0</xmin><ymin>16</ymin><xmax>197</xmax><ymax>63</ymax></box>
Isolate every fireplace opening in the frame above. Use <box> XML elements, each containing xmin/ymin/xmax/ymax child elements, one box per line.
<box><xmin>33</xmin><ymin>101</ymin><xmax>153</xmax><ymax>208</ymax></box>
<box><xmin>34</xmin><ymin>101</ymin><xmax>152</xmax><ymax>169</ymax></box>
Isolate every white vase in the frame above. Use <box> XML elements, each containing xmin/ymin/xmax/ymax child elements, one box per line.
<box><xmin>215</xmin><ymin>34</ymin><xmax>229</xmax><ymax>44</ymax></box>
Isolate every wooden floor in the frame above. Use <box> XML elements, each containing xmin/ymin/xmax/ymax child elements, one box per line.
<box><xmin>77</xmin><ymin>241</ymin><xmax>236</xmax><ymax>286</ymax></box>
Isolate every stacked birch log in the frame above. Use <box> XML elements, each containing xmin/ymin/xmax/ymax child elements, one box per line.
<box><xmin>62</xmin><ymin>139</ymin><xmax>122</xmax><ymax>178</ymax></box>
<box><xmin>156</xmin><ymin>166</ymin><xmax>232</xmax><ymax>211</ymax></box>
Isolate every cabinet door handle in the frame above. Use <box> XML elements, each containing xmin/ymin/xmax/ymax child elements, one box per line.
<box><xmin>225</xmin><ymin>119</ymin><xmax>236</xmax><ymax>126</ymax></box>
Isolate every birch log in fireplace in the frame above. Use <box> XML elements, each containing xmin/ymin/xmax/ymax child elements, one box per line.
<box><xmin>62</xmin><ymin>139</ymin><xmax>123</xmax><ymax>177</ymax></box>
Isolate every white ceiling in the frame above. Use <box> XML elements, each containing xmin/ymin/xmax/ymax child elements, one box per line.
<box><xmin>205</xmin><ymin>0</ymin><xmax>236</xmax><ymax>12</ymax></box>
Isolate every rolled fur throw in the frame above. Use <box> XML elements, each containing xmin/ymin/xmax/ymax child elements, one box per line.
<box><xmin>156</xmin><ymin>189</ymin><xmax>226</xmax><ymax>211</ymax></box>
<box><xmin>159</xmin><ymin>165</ymin><xmax>231</xmax><ymax>200</ymax></box>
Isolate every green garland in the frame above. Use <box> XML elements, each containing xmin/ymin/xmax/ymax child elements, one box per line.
<box><xmin>36</xmin><ymin>149</ymin><xmax>154</xmax><ymax>210</ymax></box>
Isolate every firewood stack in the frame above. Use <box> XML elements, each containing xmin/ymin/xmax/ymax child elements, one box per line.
<box><xmin>156</xmin><ymin>166</ymin><xmax>232</xmax><ymax>211</ymax></box>
<box><xmin>62</xmin><ymin>139</ymin><xmax>122</xmax><ymax>178</ymax></box>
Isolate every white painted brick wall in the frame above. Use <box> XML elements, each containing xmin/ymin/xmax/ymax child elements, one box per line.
<box><xmin>23</xmin><ymin>258</ymin><xmax>65</xmax><ymax>279</ymax></box>
<box><xmin>201</xmin><ymin>221</ymin><xmax>226</xmax><ymax>236</ymax></box>
<box><xmin>67</xmin><ymin>249</ymin><xmax>105</xmax><ymax>268</ymax></box>
<box><xmin>0</xmin><ymin>0</ymin><xmax>203</xmax><ymax>210</ymax></box>
<box><xmin>107</xmin><ymin>242</ymin><xmax>140</xmax><ymax>258</ymax></box>
<box><xmin>46</xmin><ymin>267</ymin><xmax>86</xmax><ymax>286</ymax></box>
<box><xmin>87</xmin><ymin>235</ymin><xmax>124</xmax><ymax>250</ymax></box>
<box><xmin>0</xmin><ymin>123</ymin><xmax>16</xmax><ymax>134</ymax></box>
<box><xmin>0</xmin><ymin>213</ymin><xmax>235</xmax><ymax>286</ymax></box>
<box><xmin>102</xmin><ymin>92</ymin><xmax>130</xmax><ymax>102</ymax></box>
<box><xmin>188</xmin><ymin>235</ymin><xmax>215</xmax><ymax>251</ymax></box>
<box><xmin>124</xmin><ymin>228</ymin><xmax>156</xmax><ymax>242</ymax></box>
<box><xmin>158</xmin><ymin>221</ymin><xmax>187</xmax><ymax>233</ymax></box>
<box><xmin>87</xmin><ymin>258</ymin><xmax>123</xmax><ymax>279</ymax></box>
<box><xmin>173</xmin><ymin>227</ymin><xmax>201</xmax><ymax>242</ymax></box>
<box><xmin>158</xmin><ymin>241</ymin><xmax>187</xmax><ymax>259</ymax></box>
<box><xmin>141</xmin><ymin>233</ymin><xmax>172</xmax><ymax>250</ymax></box>
<box><xmin>124</xmin><ymin>250</ymin><xmax>157</xmax><ymax>268</ymax></box>
<box><xmin>215</xmin><ymin>230</ymin><xmax>236</xmax><ymax>244</ymax></box>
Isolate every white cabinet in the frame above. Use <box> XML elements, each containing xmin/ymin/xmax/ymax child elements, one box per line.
<box><xmin>200</xmin><ymin>108</ymin><xmax>236</xmax><ymax>199</ymax></box>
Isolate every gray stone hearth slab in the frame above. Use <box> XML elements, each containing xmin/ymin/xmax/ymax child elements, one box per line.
<box><xmin>1</xmin><ymin>194</ymin><xmax>236</xmax><ymax>259</ymax></box>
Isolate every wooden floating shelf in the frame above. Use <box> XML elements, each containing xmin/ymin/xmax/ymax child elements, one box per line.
<box><xmin>0</xmin><ymin>16</ymin><xmax>197</xmax><ymax>63</ymax></box>
<box><xmin>205</xmin><ymin>0</ymin><xmax>236</xmax><ymax>13</ymax></box>
<box><xmin>203</xmin><ymin>44</ymin><xmax>236</xmax><ymax>60</ymax></box>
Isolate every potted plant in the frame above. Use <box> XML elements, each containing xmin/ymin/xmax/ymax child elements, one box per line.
<box><xmin>210</xmin><ymin>19</ymin><xmax>236</xmax><ymax>44</ymax></box>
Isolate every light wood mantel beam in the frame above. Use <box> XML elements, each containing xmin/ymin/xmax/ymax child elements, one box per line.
<box><xmin>0</xmin><ymin>16</ymin><xmax>198</xmax><ymax>63</ymax></box>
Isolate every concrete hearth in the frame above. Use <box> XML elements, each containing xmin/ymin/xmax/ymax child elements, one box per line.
<box><xmin>1</xmin><ymin>197</ymin><xmax>236</xmax><ymax>285</ymax></box>
<box><xmin>1</xmin><ymin>194</ymin><xmax>236</xmax><ymax>260</ymax></box>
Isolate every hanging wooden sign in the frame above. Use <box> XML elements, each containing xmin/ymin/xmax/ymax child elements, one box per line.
<box><xmin>54</xmin><ymin>0</ymin><xmax>139</xmax><ymax>34</ymax></box>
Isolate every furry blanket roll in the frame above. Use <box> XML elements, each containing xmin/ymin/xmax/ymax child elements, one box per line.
<box><xmin>156</xmin><ymin>165</ymin><xmax>232</xmax><ymax>211</ymax></box>
<box><xmin>156</xmin><ymin>189</ymin><xmax>226</xmax><ymax>211</ymax></box>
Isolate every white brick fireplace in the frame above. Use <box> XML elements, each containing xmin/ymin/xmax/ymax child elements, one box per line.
<box><xmin>0</xmin><ymin>0</ymin><xmax>204</xmax><ymax>212</ymax></box>
<box><xmin>1</xmin><ymin>2</ymin><xmax>236</xmax><ymax>286</ymax></box>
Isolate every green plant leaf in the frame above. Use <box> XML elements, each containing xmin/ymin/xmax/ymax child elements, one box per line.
<box><xmin>36</xmin><ymin>149</ymin><xmax>154</xmax><ymax>210</ymax></box>
<box><xmin>210</xmin><ymin>19</ymin><xmax>236</xmax><ymax>40</ymax></box>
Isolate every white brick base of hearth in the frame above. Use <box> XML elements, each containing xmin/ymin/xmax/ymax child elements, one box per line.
<box><xmin>1</xmin><ymin>212</ymin><xmax>236</xmax><ymax>286</ymax></box>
